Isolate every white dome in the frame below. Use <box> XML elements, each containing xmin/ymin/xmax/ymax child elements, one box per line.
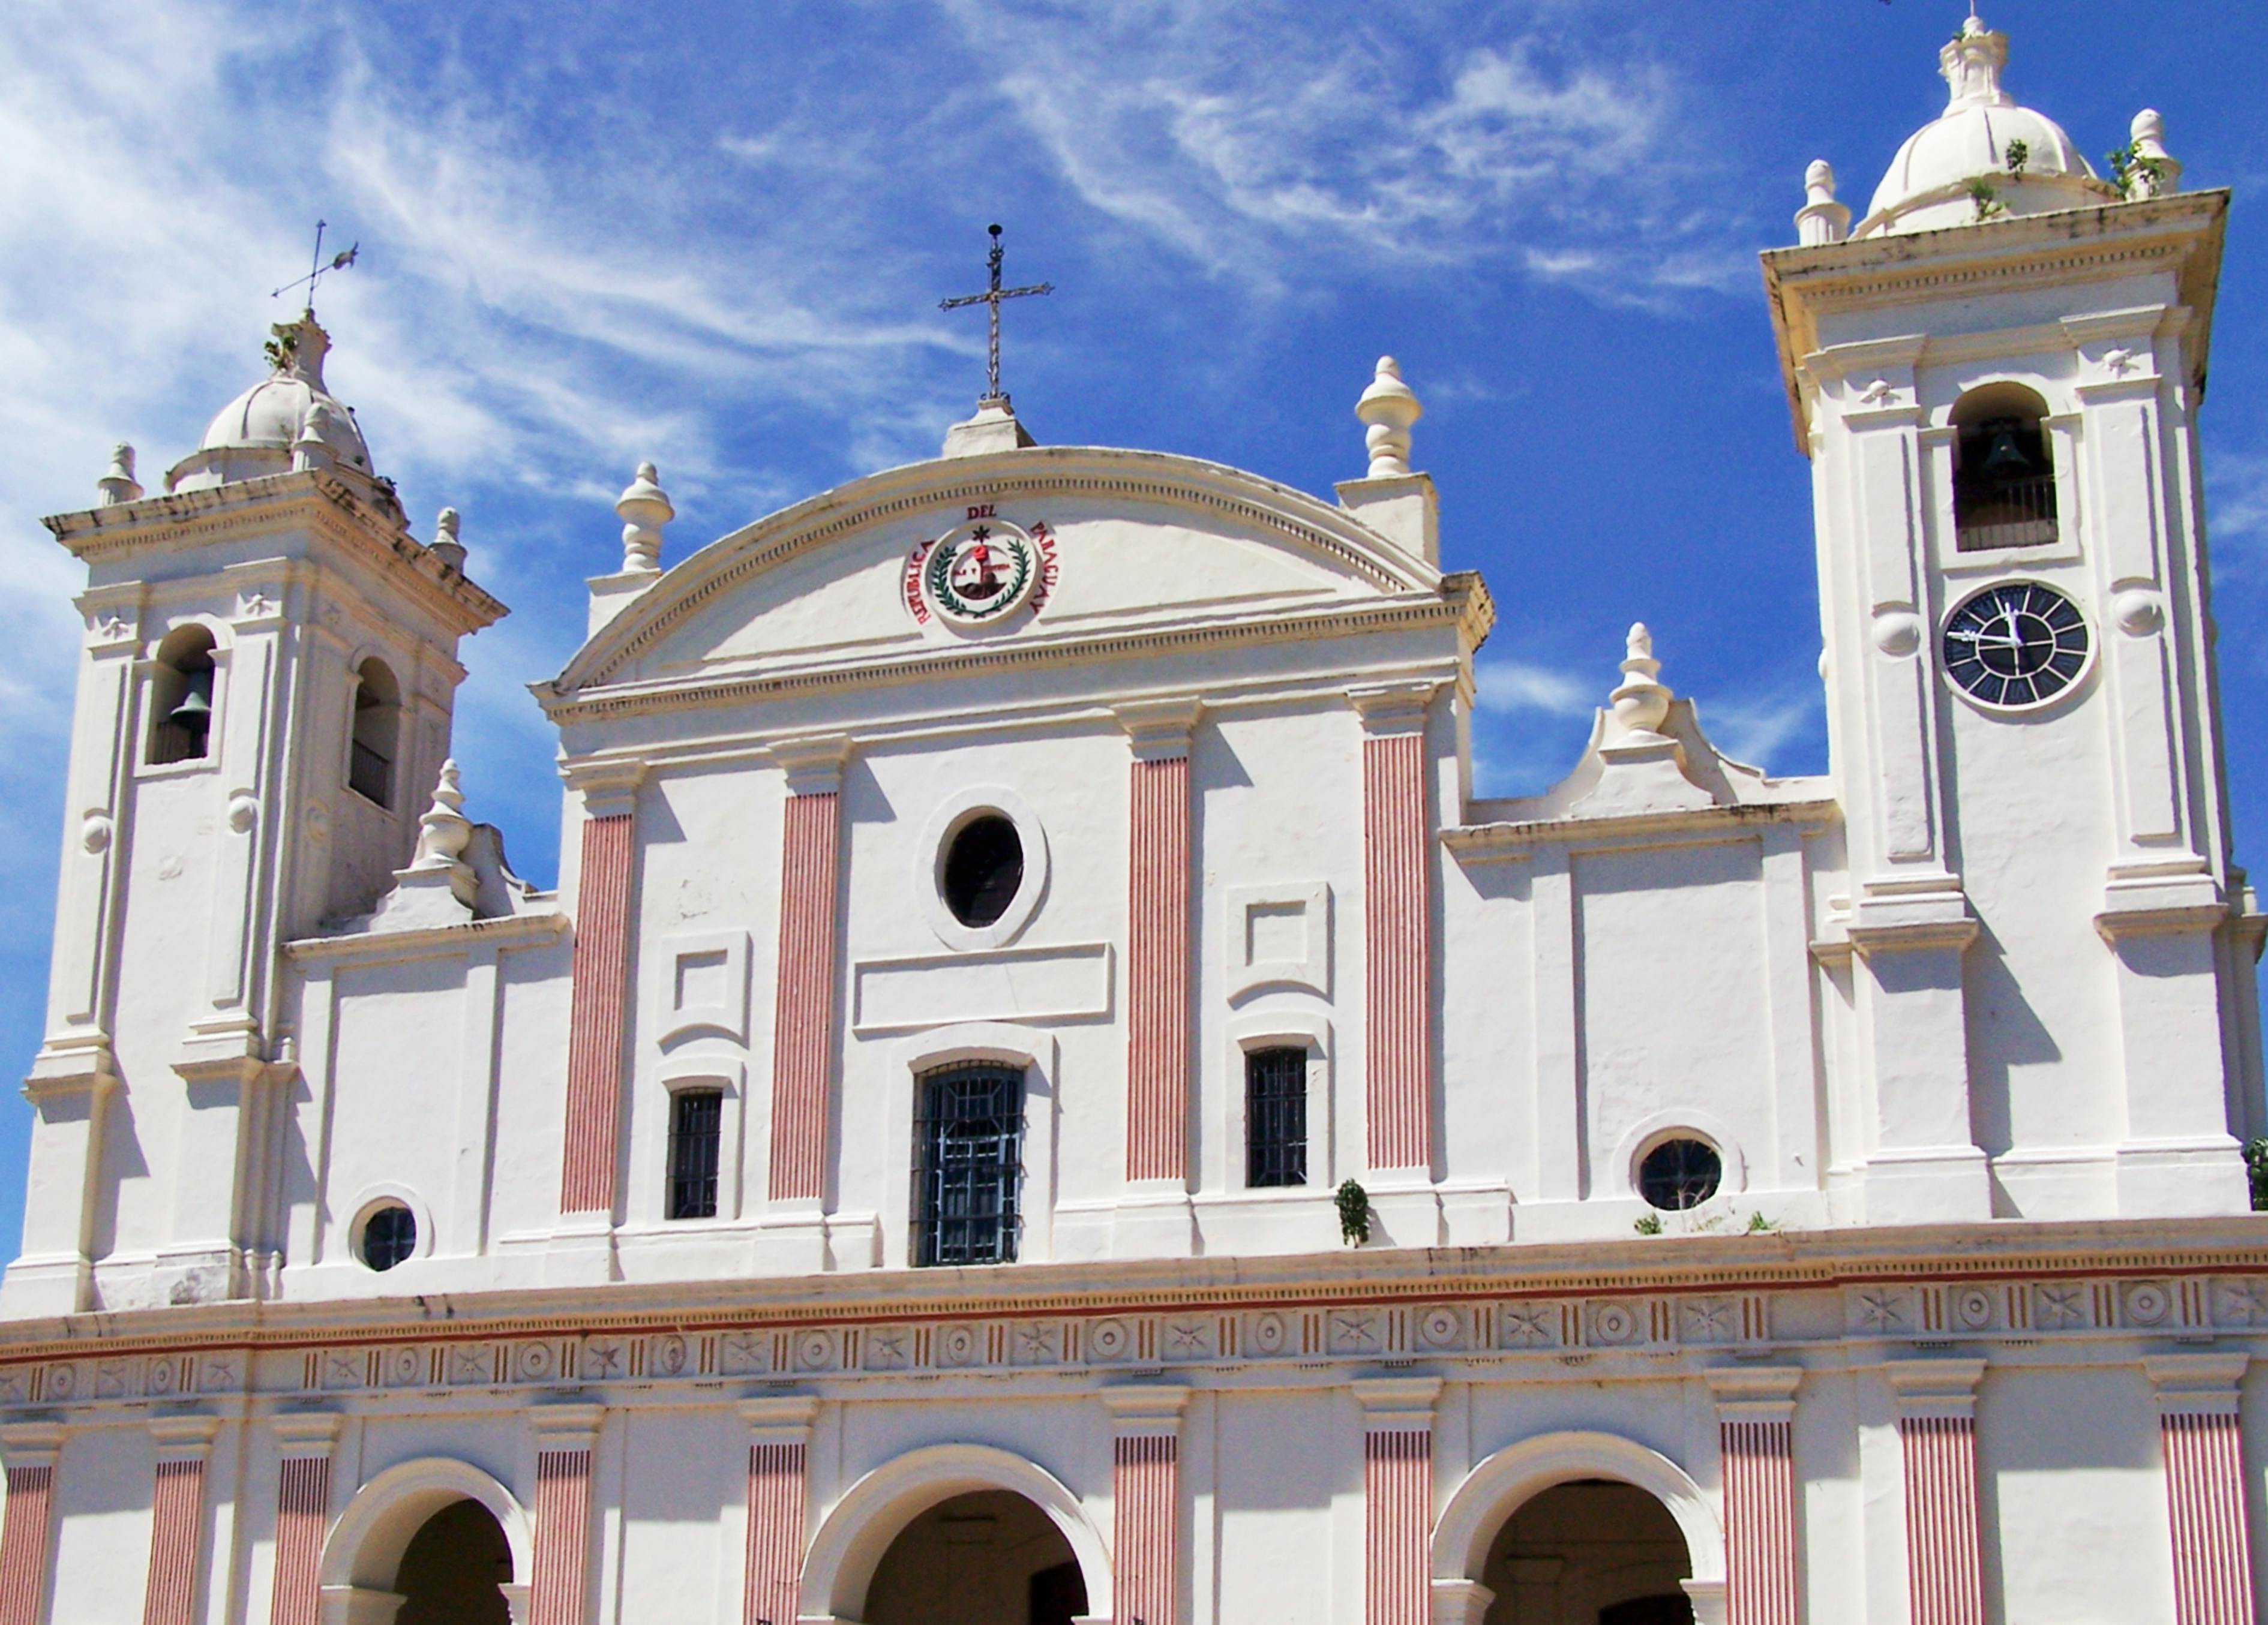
<box><xmin>167</xmin><ymin>313</ymin><xmax>376</xmax><ymax>493</ymax></box>
<box><xmin>1857</xmin><ymin>18</ymin><xmax>2117</xmax><ymax>238</ymax></box>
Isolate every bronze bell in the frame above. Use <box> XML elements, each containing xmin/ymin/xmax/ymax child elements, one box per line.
<box><xmin>168</xmin><ymin>668</ymin><xmax>213</xmax><ymax>732</ymax></box>
<box><xmin>1980</xmin><ymin>426</ymin><xmax>2032</xmax><ymax>480</ymax></box>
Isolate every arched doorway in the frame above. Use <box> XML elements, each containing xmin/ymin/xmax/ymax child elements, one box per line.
<box><xmin>392</xmin><ymin>1498</ymin><xmax>514</xmax><ymax>1624</ymax></box>
<box><xmin>865</xmin><ymin>1489</ymin><xmax>1087</xmax><ymax>1625</ymax></box>
<box><xmin>1480</xmin><ymin>1480</ymin><xmax>1693</xmax><ymax>1624</ymax></box>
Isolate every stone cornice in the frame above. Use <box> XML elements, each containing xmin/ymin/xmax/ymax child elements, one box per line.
<box><xmin>1444</xmin><ymin>792</ymin><xmax>1839</xmax><ymax>860</ymax></box>
<box><xmin>1760</xmin><ymin>190</ymin><xmax>2228</xmax><ymax>453</ymax></box>
<box><xmin>284</xmin><ymin>909</ymin><xmax>566</xmax><ymax>966</ymax></box>
<box><xmin>535</xmin><ymin>586</ymin><xmax>1489</xmax><ymax>727</ymax></box>
<box><xmin>5</xmin><ymin>1217</ymin><xmax>2268</xmax><ymax>1369</ymax></box>
<box><xmin>45</xmin><ymin>471</ymin><xmax>507</xmax><ymax>635</ymax></box>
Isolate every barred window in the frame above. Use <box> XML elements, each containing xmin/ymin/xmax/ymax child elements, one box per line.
<box><xmin>667</xmin><ymin>1088</ymin><xmax>723</xmax><ymax>1221</ymax></box>
<box><xmin>913</xmin><ymin>1064</ymin><xmax>1024</xmax><ymax>1266</ymax></box>
<box><xmin>1245</xmin><ymin>1046</ymin><xmax>1308</xmax><ymax>1188</ymax></box>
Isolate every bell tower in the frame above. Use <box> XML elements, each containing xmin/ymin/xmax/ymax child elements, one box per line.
<box><xmin>1765</xmin><ymin>17</ymin><xmax>2260</xmax><ymax>1224</ymax></box>
<box><xmin>5</xmin><ymin>311</ymin><xmax>505</xmax><ymax>1315</ymax></box>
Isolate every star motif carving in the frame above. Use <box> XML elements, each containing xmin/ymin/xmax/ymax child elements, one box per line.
<box><xmin>1503</xmin><ymin>1305</ymin><xmax>1555</xmax><ymax>1347</ymax></box>
<box><xmin>1855</xmin><ymin>1290</ymin><xmax>1906</xmax><ymax>1331</ymax></box>
<box><xmin>2035</xmin><ymin>1284</ymin><xmax>2087</xmax><ymax>1329</ymax></box>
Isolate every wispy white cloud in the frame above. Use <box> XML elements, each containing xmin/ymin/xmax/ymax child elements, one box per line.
<box><xmin>1474</xmin><ymin>657</ymin><xmax>1597</xmax><ymax>717</ymax></box>
<box><xmin>937</xmin><ymin>0</ymin><xmax>1750</xmax><ymax>301</ymax></box>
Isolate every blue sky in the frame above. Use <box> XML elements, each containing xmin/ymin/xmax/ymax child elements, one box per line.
<box><xmin>1</xmin><ymin>1</ymin><xmax>2264</xmax><ymax>1258</ymax></box>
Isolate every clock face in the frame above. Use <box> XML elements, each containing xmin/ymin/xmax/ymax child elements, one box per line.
<box><xmin>1941</xmin><ymin>581</ymin><xmax>2090</xmax><ymax>708</ymax></box>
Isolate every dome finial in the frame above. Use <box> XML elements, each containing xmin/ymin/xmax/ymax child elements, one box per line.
<box><xmin>1939</xmin><ymin>13</ymin><xmax>2012</xmax><ymax>111</ymax></box>
<box><xmin>1609</xmin><ymin>623</ymin><xmax>1673</xmax><ymax>738</ymax></box>
<box><xmin>431</xmin><ymin>507</ymin><xmax>466</xmax><ymax>570</ymax></box>
<box><xmin>1797</xmin><ymin>161</ymin><xmax>1850</xmax><ymax>245</ymax></box>
<box><xmin>98</xmin><ymin>443</ymin><xmax>143</xmax><ymax>506</ymax></box>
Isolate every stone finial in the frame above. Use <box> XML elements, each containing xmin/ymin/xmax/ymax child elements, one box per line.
<box><xmin>2127</xmin><ymin>109</ymin><xmax>2182</xmax><ymax>198</ymax></box>
<box><xmin>98</xmin><ymin>443</ymin><xmax>143</xmax><ymax>506</ymax></box>
<box><xmin>1355</xmin><ymin>357</ymin><xmax>1423</xmax><ymax>479</ymax></box>
<box><xmin>1796</xmin><ymin>160</ymin><xmax>1851</xmax><ymax>247</ymax></box>
<box><xmin>430</xmin><ymin>507</ymin><xmax>466</xmax><ymax>570</ymax></box>
<box><xmin>616</xmin><ymin>461</ymin><xmax>673</xmax><ymax>573</ymax></box>
<box><xmin>293</xmin><ymin>402</ymin><xmax>336</xmax><ymax>473</ymax></box>
<box><xmin>412</xmin><ymin>759</ymin><xmax>474</xmax><ymax>872</ymax></box>
<box><xmin>1608</xmin><ymin>622</ymin><xmax>1672</xmax><ymax>737</ymax></box>
<box><xmin>1939</xmin><ymin>16</ymin><xmax>2012</xmax><ymax>112</ymax></box>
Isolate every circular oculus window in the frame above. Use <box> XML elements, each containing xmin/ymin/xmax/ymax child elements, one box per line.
<box><xmin>1637</xmin><ymin>1138</ymin><xmax>1723</xmax><ymax>1212</ymax></box>
<box><xmin>1941</xmin><ymin>580</ymin><xmax>2090</xmax><ymax>710</ymax></box>
<box><xmin>942</xmin><ymin>814</ymin><xmax>1025</xmax><ymax>928</ymax></box>
<box><xmin>358</xmin><ymin>1202</ymin><xmax>418</xmax><ymax>1271</ymax></box>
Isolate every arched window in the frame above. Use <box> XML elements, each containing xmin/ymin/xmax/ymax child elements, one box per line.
<box><xmin>147</xmin><ymin>625</ymin><xmax>217</xmax><ymax>765</ymax></box>
<box><xmin>349</xmin><ymin>657</ymin><xmax>401</xmax><ymax>807</ymax></box>
<box><xmin>1951</xmin><ymin>383</ymin><xmax>2058</xmax><ymax>551</ymax></box>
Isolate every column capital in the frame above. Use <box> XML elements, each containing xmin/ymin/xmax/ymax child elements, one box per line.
<box><xmin>530</xmin><ymin>1402</ymin><xmax>605</xmax><ymax>1453</ymax></box>
<box><xmin>1112</xmin><ymin>698</ymin><xmax>1203</xmax><ymax>761</ymax></box>
<box><xmin>1353</xmin><ymin>1375</ymin><xmax>1443</xmax><ymax>1429</ymax></box>
<box><xmin>563</xmin><ymin>756</ymin><xmax>645</xmax><ymax>818</ymax></box>
<box><xmin>1348</xmin><ymin>681</ymin><xmax>1441</xmax><ymax>735</ymax></box>
<box><xmin>272</xmin><ymin>1410</ymin><xmax>344</xmax><ymax>1456</ymax></box>
<box><xmin>739</xmin><ymin>1395</ymin><xmax>820</xmax><ymax>1444</ymax></box>
<box><xmin>149</xmin><ymin>1412</ymin><xmax>221</xmax><ymax>1460</ymax></box>
<box><xmin>2146</xmin><ymin>1351</ymin><xmax>2249</xmax><ymax>1415</ymax></box>
<box><xmin>1886</xmin><ymin>1356</ymin><xmax>1985</xmax><ymax>1419</ymax></box>
<box><xmin>1704</xmin><ymin>1365</ymin><xmax>1802</xmax><ymax>1422</ymax></box>
<box><xmin>771</xmin><ymin>732</ymin><xmax>853</xmax><ymax>796</ymax></box>
<box><xmin>1101</xmin><ymin>1384</ymin><xmax>1190</xmax><ymax>1435</ymax></box>
<box><xmin>0</xmin><ymin>1421</ymin><xmax>63</xmax><ymax>1470</ymax></box>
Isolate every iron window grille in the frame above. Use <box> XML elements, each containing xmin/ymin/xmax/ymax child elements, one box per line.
<box><xmin>1244</xmin><ymin>1046</ymin><xmax>1309</xmax><ymax>1188</ymax></box>
<box><xmin>913</xmin><ymin>1063</ymin><xmax>1025</xmax><ymax>1266</ymax></box>
<box><xmin>360</xmin><ymin>1204</ymin><xmax>416</xmax><ymax>1270</ymax></box>
<box><xmin>667</xmin><ymin>1088</ymin><xmax>724</xmax><ymax>1220</ymax></box>
<box><xmin>1637</xmin><ymin>1137</ymin><xmax>1722</xmax><ymax>1211</ymax></box>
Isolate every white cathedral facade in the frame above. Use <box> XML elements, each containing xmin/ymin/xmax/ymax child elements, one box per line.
<box><xmin>0</xmin><ymin>18</ymin><xmax>2262</xmax><ymax>1625</ymax></box>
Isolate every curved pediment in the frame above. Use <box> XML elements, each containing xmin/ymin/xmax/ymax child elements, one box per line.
<box><xmin>550</xmin><ymin>445</ymin><xmax>1447</xmax><ymax>698</ymax></box>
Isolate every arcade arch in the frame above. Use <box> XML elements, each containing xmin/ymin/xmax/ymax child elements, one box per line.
<box><xmin>800</xmin><ymin>1444</ymin><xmax>1111</xmax><ymax>1625</ymax></box>
<box><xmin>318</xmin><ymin>1458</ymin><xmax>532</xmax><ymax>1624</ymax></box>
<box><xmin>1432</xmin><ymin>1432</ymin><xmax>1726</xmax><ymax>1625</ymax></box>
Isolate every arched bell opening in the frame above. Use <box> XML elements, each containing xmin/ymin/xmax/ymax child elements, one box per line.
<box><xmin>1950</xmin><ymin>382</ymin><xmax>2059</xmax><ymax>552</ymax></box>
<box><xmin>865</xmin><ymin>1489</ymin><xmax>1088</xmax><ymax>1625</ymax></box>
<box><xmin>148</xmin><ymin>623</ymin><xmax>219</xmax><ymax>765</ymax></box>
<box><xmin>348</xmin><ymin>656</ymin><xmax>402</xmax><ymax>809</ymax></box>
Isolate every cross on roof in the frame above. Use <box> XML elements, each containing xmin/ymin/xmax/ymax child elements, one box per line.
<box><xmin>939</xmin><ymin>224</ymin><xmax>1052</xmax><ymax>406</ymax></box>
<box><xmin>271</xmin><ymin>219</ymin><xmax>359</xmax><ymax>313</ymax></box>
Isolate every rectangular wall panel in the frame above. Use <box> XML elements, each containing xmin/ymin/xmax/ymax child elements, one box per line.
<box><xmin>1115</xmin><ymin>1433</ymin><xmax>1179</xmax><ymax>1625</ymax></box>
<box><xmin>2162</xmin><ymin>1411</ymin><xmax>2256</xmax><ymax>1625</ymax></box>
<box><xmin>267</xmin><ymin>1456</ymin><xmax>329</xmax><ymax>1625</ymax></box>
<box><xmin>1363</xmin><ymin>1429</ymin><xmax>1430</xmax><ymax>1625</ymax></box>
<box><xmin>1723</xmin><ymin>1419</ymin><xmax>1799</xmax><ymax>1625</ymax></box>
<box><xmin>0</xmin><ymin>1465</ymin><xmax>53</xmax><ymax>1625</ymax></box>
<box><xmin>1899</xmin><ymin>1416</ymin><xmax>1983</xmax><ymax>1625</ymax></box>
<box><xmin>743</xmin><ymin>1441</ymin><xmax>806</xmax><ymax>1625</ymax></box>
<box><xmin>531</xmin><ymin>1448</ymin><xmax>592</xmax><ymax>1625</ymax></box>
<box><xmin>140</xmin><ymin>1459</ymin><xmax>205</xmax><ymax>1625</ymax></box>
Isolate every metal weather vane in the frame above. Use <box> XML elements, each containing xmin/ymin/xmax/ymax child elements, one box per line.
<box><xmin>271</xmin><ymin>219</ymin><xmax>359</xmax><ymax>311</ymax></box>
<box><xmin>939</xmin><ymin>223</ymin><xmax>1052</xmax><ymax>404</ymax></box>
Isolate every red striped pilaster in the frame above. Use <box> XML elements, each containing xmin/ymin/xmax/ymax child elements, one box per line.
<box><xmin>0</xmin><ymin>1425</ymin><xmax>61</xmax><ymax>1625</ymax></box>
<box><xmin>769</xmin><ymin>737</ymin><xmax>849</xmax><ymax>1204</ymax></box>
<box><xmin>1890</xmin><ymin>1360</ymin><xmax>1985</xmax><ymax>1625</ymax></box>
<box><xmin>1105</xmin><ymin>1385</ymin><xmax>1189</xmax><ymax>1625</ymax></box>
<box><xmin>1709</xmin><ymin>1368</ymin><xmax>1802</xmax><ymax>1625</ymax></box>
<box><xmin>562</xmin><ymin>779</ymin><xmax>641</xmax><ymax>1215</ymax></box>
<box><xmin>141</xmin><ymin>1417</ymin><xmax>218</xmax><ymax>1625</ymax></box>
<box><xmin>2149</xmin><ymin>1354</ymin><xmax>2257</xmax><ymax>1625</ymax></box>
<box><xmin>266</xmin><ymin>1414</ymin><xmax>340</xmax><ymax>1625</ymax></box>
<box><xmin>530</xmin><ymin>1407</ymin><xmax>603</xmax><ymax>1625</ymax></box>
<box><xmin>1352</xmin><ymin>686</ymin><xmax>1435</xmax><ymax>1172</ymax></box>
<box><xmin>740</xmin><ymin>1397</ymin><xmax>818</xmax><ymax>1625</ymax></box>
<box><xmin>1118</xmin><ymin>701</ymin><xmax>1199</xmax><ymax>1185</ymax></box>
<box><xmin>1356</xmin><ymin>1378</ymin><xmax>1440</xmax><ymax>1625</ymax></box>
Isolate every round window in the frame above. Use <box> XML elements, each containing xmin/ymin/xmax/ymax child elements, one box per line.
<box><xmin>359</xmin><ymin>1203</ymin><xmax>417</xmax><ymax>1271</ymax></box>
<box><xmin>1637</xmin><ymin>1139</ymin><xmax>1721</xmax><ymax>1212</ymax></box>
<box><xmin>942</xmin><ymin>815</ymin><xmax>1024</xmax><ymax>928</ymax></box>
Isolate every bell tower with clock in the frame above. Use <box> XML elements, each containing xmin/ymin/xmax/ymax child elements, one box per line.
<box><xmin>1764</xmin><ymin>17</ymin><xmax>2260</xmax><ymax>1224</ymax></box>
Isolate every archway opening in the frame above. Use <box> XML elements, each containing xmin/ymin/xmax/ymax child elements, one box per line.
<box><xmin>1480</xmin><ymin>1479</ymin><xmax>1694</xmax><ymax>1625</ymax></box>
<box><xmin>864</xmin><ymin>1489</ymin><xmax>1088</xmax><ymax>1625</ymax></box>
<box><xmin>392</xmin><ymin>1497</ymin><xmax>512</xmax><ymax>1625</ymax></box>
